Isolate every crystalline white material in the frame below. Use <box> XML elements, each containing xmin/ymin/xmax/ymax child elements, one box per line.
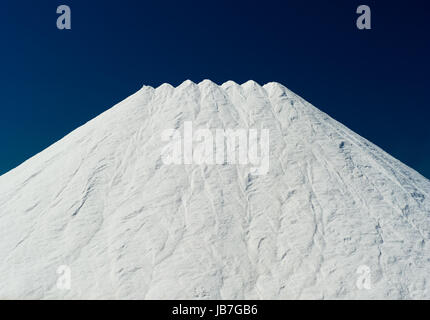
<box><xmin>0</xmin><ymin>80</ymin><xmax>429</xmax><ymax>300</ymax></box>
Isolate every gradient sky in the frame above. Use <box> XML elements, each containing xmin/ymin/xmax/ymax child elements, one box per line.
<box><xmin>0</xmin><ymin>0</ymin><xmax>429</xmax><ymax>178</ymax></box>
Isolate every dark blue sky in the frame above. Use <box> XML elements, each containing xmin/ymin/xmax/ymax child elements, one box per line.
<box><xmin>0</xmin><ymin>0</ymin><xmax>429</xmax><ymax>178</ymax></box>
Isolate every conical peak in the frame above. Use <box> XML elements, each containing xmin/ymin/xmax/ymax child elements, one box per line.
<box><xmin>139</xmin><ymin>85</ymin><xmax>155</xmax><ymax>93</ymax></box>
<box><xmin>241</xmin><ymin>80</ymin><xmax>268</xmax><ymax>97</ymax></box>
<box><xmin>198</xmin><ymin>79</ymin><xmax>218</xmax><ymax>88</ymax></box>
<box><xmin>177</xmin><ymin>79</ymin><xmax>197</xmax><ymax>89</ymax></box>
<box><xmin>154</xmin><ymin>83</ymin><xmax>174</xmax><ymax>97</ymax></box>
<box><xmin>242</xmin><ymin>80</ymin><xmax>261</xmax><ymax>88</ymax></box>
<box><xmin>263</xmin><ymin>81</ymin><xmax>286</xmax><ymax>91</ymax></box>
<box><xmin>263</xmin><ymin>82</ymin><xmax>295</xmax><ymax>99</ymax></box>
<box><xmin>221</xmin><ymin>80</ymin><xmax>240</xmax><ymax>89</ymax></box>
<box><xmin>156</xmin><ymin>83</ymin><xmax>174</xmax><ymax>91</ymax></box>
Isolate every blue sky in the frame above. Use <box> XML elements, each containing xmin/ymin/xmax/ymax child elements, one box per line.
<box><xmin>0</xmin><ymin>0</ymin><xmax>429</xmax><ymax>178</ymax></box>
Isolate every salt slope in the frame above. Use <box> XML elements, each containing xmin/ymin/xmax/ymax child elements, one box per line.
<box><xmin>0</xmin><ymin>80</ymin><xmax>429</xmax><ymax>299</ymax></box>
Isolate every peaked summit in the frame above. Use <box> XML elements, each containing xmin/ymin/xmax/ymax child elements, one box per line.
<box><xmin>0</xmin><ymin>80</ymin><xmax>429</xmax><ymax>299</ymax></box>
